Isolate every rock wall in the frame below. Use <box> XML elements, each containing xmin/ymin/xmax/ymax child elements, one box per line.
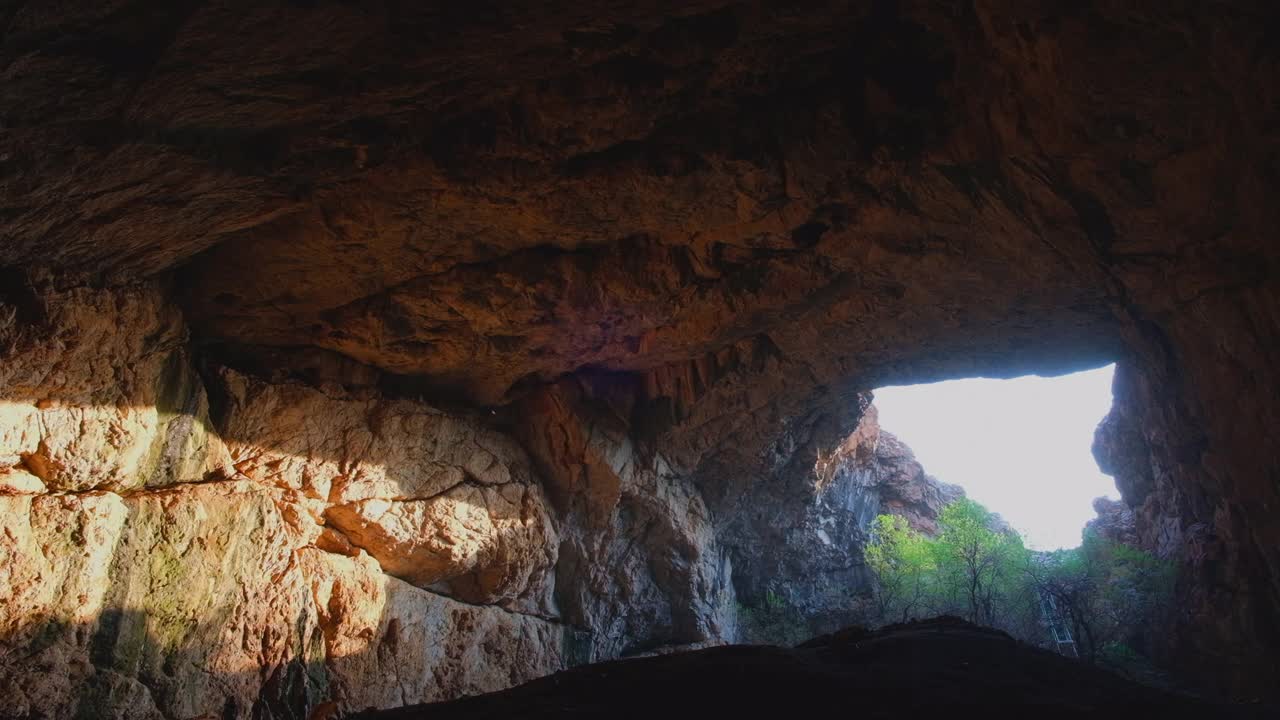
<box><xmin>1094</xmin><ymin>351</ymin><xmax>1280</xmax><ymax>697</ymax></box>
<box><xmin>1</xmin><ymin>0</ymin><xmax>1277</xmax><ymax>702</ymax></box>
<box><xmin>725</xmin><ymin>402</ymin><xmax>965</xmax><ymax>642</ymax></box>
<box><xmin>0</xmin><ymin>282</ymin><xmax>969</xmax><ymax>716</ymax></box>
<box><xmin>515</xmin><ymin>377</ymin><xmax>736</xmax><ymax>660</ymax></box>
<box><xmin>0</xmin><ymin>285</ymin><xmax>568</xmax><ymax>719</ymax></box>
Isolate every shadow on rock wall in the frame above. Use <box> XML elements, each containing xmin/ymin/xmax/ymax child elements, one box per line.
<box><xmin>0</xmin><ymin>477</ymin><xmax>573</xmax><ymax>719</ymax></box>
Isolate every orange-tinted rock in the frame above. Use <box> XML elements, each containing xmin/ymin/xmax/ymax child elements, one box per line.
<box><xmin>300</xmin><ymin>550</ymin><xmax>564</xmax><ymax>713</ymax></box>
<box><xmin>0</xmin><ymin>285</ymin><xmax>230</xmax><ymax>492</ymax></box>
<box><xmin>0</xmin><ymin>286</ymin><xmax>568</xmax><ymax>717</ymax></box>
<box><xmin>324</xmin><ymin>483</ymin><xmax>557</xmax><ymax>609</ymax></box>
<box><xmin>1</xmin><ymin>0</ymin><xmax>1278</xmax><ymax>704</ymax></box>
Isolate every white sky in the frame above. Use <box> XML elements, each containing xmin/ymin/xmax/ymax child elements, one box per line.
<box><xmin>872</xmin><ymin>365</ymin><xmax>1118</xmax><ymax>550</ymax></box>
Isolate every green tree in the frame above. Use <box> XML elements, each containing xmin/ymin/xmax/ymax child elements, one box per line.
<box><xmin>1025</xmin><ymin>529</ymin><xmax>1175</xmax><ymax>668</ymax></box>
<box><xmin>864</xmin><ymin>514</ymin><xmax>934</xmax><ymax>623</ymax></box>
<box><xmin>864</xmin><ymin>498</ymin><xmax>1035</xmax><ymax>633</ymax></box>
<box><xmin>864</xmin><ymin>498</ymin><xmax>1175</xmax><ymax>673</ymax></box>
<box><xmin>931</xmin><ymin>498</ymin><xmax>1030</xmax><ymax>627</ymax></box>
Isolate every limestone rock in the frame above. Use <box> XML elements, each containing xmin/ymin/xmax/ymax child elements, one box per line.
<box><xmin>1</xmin><ymin>0</ymin><xmax>1279</xmax><ymax>702</ymax></box>
<box><xmin>1086</xmin><ymin>497</ymin><xmax>1139</xmax><ymax>547</ymax></box>
<box><xmin>0</xmin><ymin>285</ymin><xmax>568</xmax><ymax>716</ymax></box>
<box><xmin>300</xmin><ymin>550</ymin><xmax>564</xmax><ymax>714</ymax></box>
<box><xmin>213</xmin><ymin>367</ymin><xmax>532</xmax><ymax>504</ymax></box>
<box><xmin>0</xmin><ymin>285</ymin><xmax>230</xmax><ymax>492</ymax></box>
<box><xmin>0</xmin><ymin>480</ymin><xmax>568</xmax><ymax>719</ymax></box>
<box><xmin>725</xmin><ymin>399</ymin><xmax>965</xmax><ymax>643</ymax></box>
<box><xmin>214</xmin><ymin>368</ymin><xmax>559</xmax><ymax>615</ymax></box>
<box><xmin>324</xmin><ymin>483</ymin><xmax>557</xmax><ymax>609</ymax></box>
<box><xmin>863</xmin><ymin>427</ymin><xmax>964</xmax><ymax>537</ymax></box>
<box><xmin>1093</xmin><ymin>394</ymin><xmax>1155</xmax><ymax>507</ymax></box>
<box><xmin>517</xmin><ymin>378</ymin><xmax>736</xmax><ymax>660</ymax></box>
<box><xmin>0</xmin><ymin>480</ymin><xmax>324</xmax><ymax>720</ymax></box>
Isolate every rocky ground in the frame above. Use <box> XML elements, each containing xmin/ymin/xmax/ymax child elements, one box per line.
<box><xmin>357</xmin><ymin>617</ymin><xmax>1273</xmax><ymax>719</ymax></box>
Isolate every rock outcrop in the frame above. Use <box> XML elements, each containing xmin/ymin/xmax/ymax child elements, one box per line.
<box><xmin>726</xmin><ymin>402</ymin><xmax>965</xmax><ymax>642</ymax></box>
<box><xmin>1091</xmin><ymin>359</ymin><xmax>1279</xmax><ymax>696</ymax></box>
<box><xmin>515</xmin><ymin>377</ymin><xmax>736</xmax><ymax>660</ymax></box>
<box><xmin>2</xmin><ymin>0</ymin><xmax>1278</xmax><ymax>707</ymax></box>
<box><xmin>1085</xmin><ymin>496</ymin><xmax>1139</xmax><ymax>548</ymax></box>
<box><xmin>211</xmin><ymin>366</ymin><xmax>560</xmax><ymax>614</ymax></box>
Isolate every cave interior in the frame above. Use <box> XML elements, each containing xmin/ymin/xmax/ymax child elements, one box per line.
<box><xmin>0</xmin><ymin>1</ymin><xmax>1277</xmax><ymax>717</ymax></box>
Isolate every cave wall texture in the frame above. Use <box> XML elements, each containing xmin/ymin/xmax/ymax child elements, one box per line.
<box><xmin>1</xmin><ymin>0</ymin><xmax>1278</xmax><ymax>715</ymax></box>
<box><xmin>0</xmin><ymin>283</ymin><xmax>947</xmax><ymax>717</ymax></box>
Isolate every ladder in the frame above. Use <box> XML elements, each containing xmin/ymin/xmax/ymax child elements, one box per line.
<box><xmin>1037</xmin><ymin>590</ymin><xmax>1078</xmax><ymax>658</ymax></box>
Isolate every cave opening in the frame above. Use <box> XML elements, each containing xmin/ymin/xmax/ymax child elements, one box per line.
<box><xmin>827</xmin><ymin>364</ymin><xmax>1177</xmax><ymax>679</ymax></box>
<box><xmin>1</xmin><ymin>0</ymin><xmax>1277</xmax><ymax>714</ymax></box>
<box><xmin>873</xmin><ymin>364</ymin><xmax>1118</xmax><ymax>551</ymax></box>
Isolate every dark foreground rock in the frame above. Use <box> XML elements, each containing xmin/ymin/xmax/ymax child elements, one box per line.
<box><xmin>356</xmin><ymin>617</ymin><xmax>1270</xmax><ymax>719</ymax></box>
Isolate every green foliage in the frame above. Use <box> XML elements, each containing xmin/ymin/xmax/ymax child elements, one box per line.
<box><xmin>1101</xmin><ymin>640</ymin><xmax>1140</xmax><ymax>665</ymax></box>
<box><xmin>864</xmin><ymin>514</ymin><xmax>935</xmax><ymax>623</ymax></box>
<box><xmin>863</xmin><ymin>498</ymin><xmax>1174</xmax><ymax>671</ymax></box>
<box><xmin>1028</xmin><ymin>527</ymin><xmax>1175</xmax><ymax>667</ymax></box>
<box><xmin>864</xmin><ymin>498</ymin><xmax>1035</xmax><ymax>635</ymax></box>
<box><xmin>933</xmin><ymin>499</ymin><xmax>1032</xmax><ymax>628</ymax></box>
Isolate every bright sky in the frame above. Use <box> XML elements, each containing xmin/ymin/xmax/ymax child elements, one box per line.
<box><xmin>872</xmin><ymin>365</ymin><xmax>1118</xmax><ymax>551</ymax></box>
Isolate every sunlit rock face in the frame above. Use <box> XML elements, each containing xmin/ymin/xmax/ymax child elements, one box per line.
<box><xmin>0</xmin><ymin>285</ymin><xmax>960</xmax><ymax>718</ymax></box>
<box><xmin>1</xmin><ymin>0</ymin><xmax>1278</xmax><ymax>709</ymax></box>
<box><xmin>0</xmin><ymin>287</ymin><xmax>568</xmax><ymax>718</ymax></box>
<box><xmin>212</xmin><ymin>367</ymin><xmax>560</xmax><ymax>614</ymax></box>
<box><xmin>0</xmin><ymin>285</ymin><xmax>231</xmax><ymax>494</ymax></box>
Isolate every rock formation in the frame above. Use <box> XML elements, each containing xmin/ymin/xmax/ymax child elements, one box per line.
<box><xmin>2</xmin><ymin>0</ymin><xmax>1278</xmax><ymax>712</ymax></box>
<box><xmin>728</xmin><ymin>402</ymin><xmax>965</xmax><ymax>642</ymax></box>
<box><xmin>0</xmin><ymin>286</ymin><xmax>567</xmax><ymax>718</ymax></box>
<box><xmin>0</xmin><ymin>283</ymin><xmax>967</xmax><ymax>717</ymax></box>
<box><xmin>358</xmin><ymin>617</ymin><xmax>1271</xmax><ymax>720</ymax></box>
<box><xmin>1085</xmin><ymin>497</ymin><xmax>1140</xmax><ymax>548</ymax></box>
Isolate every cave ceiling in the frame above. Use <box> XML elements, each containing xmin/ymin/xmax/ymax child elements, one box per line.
<box><xmin>0</xmin><ymin>0</ymin><xmax>1273</xmax><ymax>413</ymax></box>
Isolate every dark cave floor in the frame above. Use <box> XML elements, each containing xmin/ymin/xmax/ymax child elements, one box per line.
<box><xmin>358</xmin><ymin>617</ymin><xmax>1272</xmax><ymax>719</ymax></box>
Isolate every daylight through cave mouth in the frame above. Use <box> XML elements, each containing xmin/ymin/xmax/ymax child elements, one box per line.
<box><xmin>872</xmin><ymin>364</ymin><xmax>1119</xmax><ymax>551</ymax></box>
<box><xmin>2</xmin><ymin>1</ymin><xmax>1278</xmax><ymax>714</ymax></box>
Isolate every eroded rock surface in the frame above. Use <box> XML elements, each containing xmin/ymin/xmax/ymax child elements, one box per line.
<box><xmin>301</xmin><ymin>550</ymin><xmax>563</xmax><ymax>713</ymax></box>
<box><xmin>727</xmin><ymin>401</ymin><xmax>968</xmax><ymax>642</ymax></box>
<box><xmin>1092</xmin><ymin>358</ymin><xmax>1280</xmax><ymax>695</ymax></box>
<box><xmin>1</xmin><ymin>0</ymin><xmax>1278</xmax><ymax>706</ymax></box>
<box><xmin>0</xmin><ymin>284</ymin><xmax>230</xmax><ymax>493</ymax></box>
<box><xmin>213</xmin><ymin>367</ymin><xmax>559</xmax><ymax>614</ymax></box>
<box><xmin>0</xmin><ymin>282</ymin><xmax>974</xmax><ymax>717</ymax></box>
<box><xmin>516</xmin><ymin>377</ymin><xmax>736</xmax><ymax>659</ymax></box>
<box><xmin>0</xmin><ymin>287</ymin><xmax>570</xmax><ymax>718</ymax></box>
